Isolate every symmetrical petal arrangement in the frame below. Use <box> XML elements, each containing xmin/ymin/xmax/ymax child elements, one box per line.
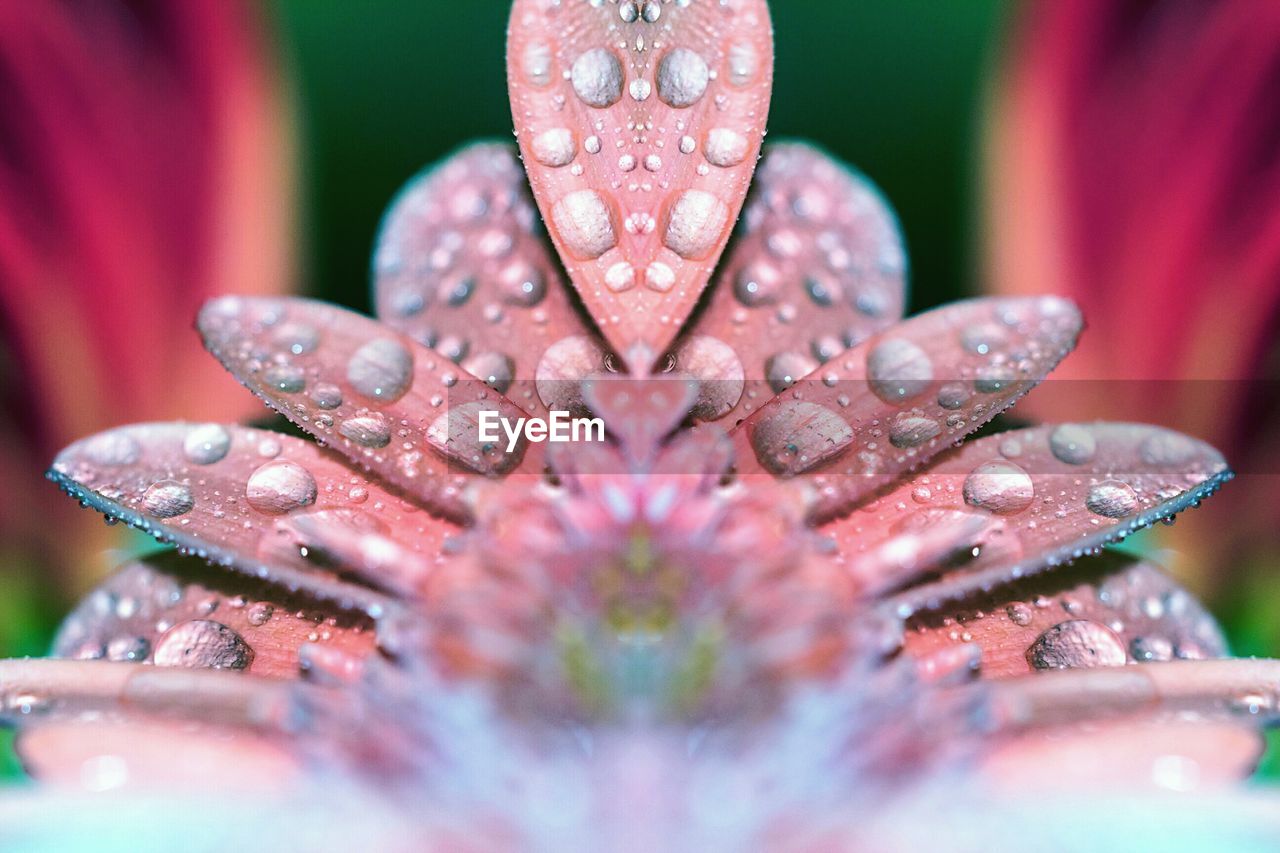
<box><xmin>1</xmin><ymin>1</ymin><xmax>1273</xmax><ymax>848</ymax></box>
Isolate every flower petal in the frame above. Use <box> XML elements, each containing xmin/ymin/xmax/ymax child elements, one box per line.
<box><xmin>874</xmin><ymin>423</ymin><xmax>1231</xmax><ymax>615</ymax></box>
<box><xmin>372</xmin><ymin>142</ymin><xmax>591</xmax><ymax>393</ymax></box>
<box><xmin>198</xmin><ymin>296</ymin><xmax>543</xmax><ymax>517</ymax></box>
<box><xmin>678</xmin><ymin>143</ymin><xmax>907</xmax><ymax>422</ymax></box>
<box><xmin>52</xmin><ymin>553</ymin><xmax>378</xmax><ymax>679</ymax></box>
<box><xmin>731</xmin><ymin>296</ymin><xmax>1083</xmax><ymax>520</ymax></box>
<box><xmin>48</xmin><ymin>422</ymin><xmax>446</xmax><ymax>609</ymax></box>
<box><xmin>507</xmin><ymin>0</ymin><xmax>774</xmax><ymax>369</ymax></box>
<box><xmin>17</xmin><ymin>719</ymin><xmax>300</xmax><ymax>792</ymax></box>
<box><xmin>979</xmin><ymin>719</ymin><xmax>1262</xmax><ymax>793</ymax></box>
<box><xmin>902</xmin><ymin>555</ymin><xmax>1227</xmax><ymax>679</ymax></box>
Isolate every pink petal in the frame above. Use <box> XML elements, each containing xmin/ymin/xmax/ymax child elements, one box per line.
<box><xmin>52</xmin><ymin>554</ymin><xmax>377</xmax><ymax>679</ymax></box>
<box><xmin>979</xmin><ymin>719</ymin><xmax>1262</xmax><ymax>793</ymax></box>
<box><xmin>879</xmin><ymin>422</ymin><xmax>1231</xmax><ymax>615</ymax></box>
<box><xmin>373</xmin><ymin>142</ymin><xmax>591</xmax><ymax>397</ymax></box>
<box><xmin>48</xmin><ymin>422</ymin><xmax>447</xmax><ymax>607</ymax></box>
<box><xmin>678</xmin><ymin>143</ymin><xmax>906</xmax><ymax>423</ymax></box>
<box><xmin>903</xmin><ymin>556</ymin><xmax>1226</xmax><ymax>679</ymax></box>
<box><xmin>18</xmin><ymin>719</ymin><xmax>300</xmax><ymax>792</ymax></box>
<box><xmin>507</xmin><ymin>0</ymin><xmax>774</xmax><ymax>368</ymax></box>
<box><xmin>0</xmin><ymin>658</ymin><xmax>311</xmax><ymax>732</ymax></box>
<box><xmin>198</xmin><ymin>296</ymin><xmax>544</xmax><ymax>517</ymax></box>
<box><xmin>730</xmin><ymin>296</ymin><xmax>1083</xmax><ymax>520</ymax></box>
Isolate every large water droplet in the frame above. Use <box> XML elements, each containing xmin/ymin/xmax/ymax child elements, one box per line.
<box><xmin>153</xmin><ymin>620</ymin><xmax>254</xmax><ymax>670</ymax></box>
<box><xmin>347</xmin><ymin>338</ymin><xmax>414</xmax><ymax>403</ymax></box>
<box><xmin>889</xmin><ymin>415</ymin><xmax>942</xmax><ymax>449</ymax></box>
<box><xmin>963</xmin><ymin>460</ymin><xmax>1034</xmax><ymax>514</ymax></box>
<box><xmin>141</xmin><ymin>480</ymin><xmax>195</xmax><ymax>519</ymax></box>
<box><xmin>1086</xmin><ymin>480</ymin><xmax>1139</xmax><ymax>518</ymax></box>
<box><xmin>264</xmin><ymin>364</ymin><xmax>306</xmax><ymax>394</ymax></box>
<box><xmin>338</xmin><ymin>414</ymin><xmax>392</xmax><ymax>449</ymax></box>
<box><xmin>751</xmin><ymin>401</ymin><xmax>854</xmax><ymax>476</ymax></box>
<box><xmin>765</xmin><ymin>351</ymin><xmax>817</xmax><ymax>393</ymax></box>
<box><xmin>246</xmin><ymin>460</ymin><xmax>318</xmax><ymax>514</ymax></box>
<box><xmin>1049</xmin><ymin>424</ymin><xmax>1097</xmax><ymax>465</ymax></box>
<box><xmin>867</xmin><ymin>338</ymin><xmax>933</xmax><ymax>403</ymax></box>
<box><xmin>463</xmin><ymin>351</ymin><xmax>515</xmax><ymax>394</ymax></box>
<box><xmin>183</xmin><ymin>425</ymin><xmax>231</xmax><ymax>465</ymax></box>
<box><xmin>1027</xmin><ymin>620</ymin><xmax>1127</xmax><ymax>670</ymax></box>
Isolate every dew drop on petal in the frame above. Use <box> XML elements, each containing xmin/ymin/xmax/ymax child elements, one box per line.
<box><xmin>246</xmin><ymin>460</ymin><xmax>318</xmax><ymax>514</ymax></box>
<box><xmin>347</xmin><ymin>338</ymin><xmax>414</xmax><ymax>403</ymax></box>
<box><xmin>264</xmin><ymin>364</ymin><xmax>306</xmax><ymax>394</ymax></box>
<box><xmin>311</xmin><ymin>383</ymin><xmax>344</xmax><ymax>410</ymax></box>
<box><xmin>1027</xmin><ymin>620</ymin><xmax>1127</xmax><ymax>670</ymax></box>
<box><xmin>963</xmin><ymin>460</ymin><xmax>1034</xmax><ymax>515</ymax></box>
<box><xmin>1086</xmin><ymin>479</ymin><xmax>1139</xmax><ymax>519</ymax></box>
<box><xmin>338</xmin><ymin>413</ymin><xmax>392</xmax><ymax>449</ymax></box>
<box><xmin>751</xmin><ymin>401</ymin><xmax>854</xmax><ymax>476</ymax></box>
<box><xmin>765</xmin><ymin>351</ymin><xmax>817</xmax><ymax>393</ymax></box>
<box><xmin>889</xmin><ymin>415</ymin><xmax>942</xmax><ymax>449</ymax></box>
<box><xmin>141</xmin><ymin>480</ymin><xmax>195</xmax><ymax>519</ymax></box>
<box><xmin>1049</xmin><ymin>424</ymin><xmax>1097</xmax><ymax>465</ymax></box>
<box><xmin>867</xmin><ymin>338</ymin><xmax>933</xmax><ymax>403</ymax></box>
<box><xmin>153</xmin><ymin>620</ymin><xmax>254</xmax><ymax>670</ymax></box>
<box><xmin>183</xmin><ymin>425</ymin><xmax>231</xmax><ymax>465</ymax></box>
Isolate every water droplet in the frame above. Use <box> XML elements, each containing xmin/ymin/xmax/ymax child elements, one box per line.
<box><xmin>247</xmin><ymin>602</ymin><xmax>274</xmax><ymax>627</ymax></box>
<box><xmin>264</xmin><ymin>364</ymin><xmax>306</xmax><ymax>394</ymax></box>
<box><xmin>751</xmin><ymin>401</ymin><xmax>854</xmax><ymax>476</ymax></box>
<box><xmin>960</xmin><ymin>322</ymin><xmax>1009</xmax><ymax>356</ymax></box>
<box><xmin>311</xmin><ymin>383</ymin><xmax>343</xmax><ymax>410</ymax></box>
<box><xmin>1130</xmin><ymin>635</ymin><xmax>1174</xmax><ymax>662</ymax></box>
<box><xmin>1086</xmin><ymin>480</ymin><xmax>1139</xmax><ymax>518</ymax></box>
<box><xmin>463</xmin><ymin>351</ymin><xmax>515</xmax><ymax>394</ymax></box>
<box><xmin>183</xmin><ymin>425</ymin><xmax>231</xmax><ymax>465</ymax></box>
<box><xmin>153</xmin><ymin>620</ymin><xmax>254</xmax><ymax>670</ymax></box>
<box><xmin>734</xmin><ymin>263</ymin><xmax>780</xmax><ymax>306</ymax></box>
<box><xmin>1044</xmin><ymin>424</ymin><xmax>1097</xmax><ymax>466</ymax></box>
<box><xmin>656</xmin><ymin>48</ymin><xmax>709</xmax><ymax>108</ymax></box>
<box><xmin>246</xmin><ymin>460</ymin><xmax>318</xmax><ymax>514</ymax></box>
<box><xmin>106</xmin><ymin>635</ymin><xmax>151</xmax><ymax>662</ymax></box>
<box><xmin>531</xmin><ymin>128</ymin><xmax>577</xmax><ymax>168</ymax></box>
<box><xmin>889</xmin><ymin>415</ymin><xmax>942</xmax><ymax>449</ymax></box>
<box><xmin>1027</xmin><ymin>620</ymin><xmax>1127</xmax><ymax>670</ymax></box>
<box><xmin>765</xmin><ymin>351</ymin><xmax>817</xmax><ymax>393</ymax></box>
<box><xmin>338</xmin><ymin>414</ymin><xmax>392</xmax><ymax>448</ymax></box>
<box><xmin>867</xmin><ymin>338</ymin><xmax>933</xmax><ymax>403</ymax></box>
<box><xmin>571</xmin><ymin>48</ymin><xmax>624</xmax><ymax>108</ymax></box>
<box><xmin>936</xmin><ymin>383</ymin><xmax>970</xmax><ymax>410</ymax></box>
<box><xmin>677</xmin><ymin>336</ymin><xmax>744</xmax><ymax>420</ymax></box>
<box><xmin>1006</xmin><ymin>602</ymin><xmax>1034</xmax><ymax>626</ymax></box>
<box><xmin>141</xmin><ymin>480</ymin><xmax>195</xmax><ymax>519</ymax></box>
<box><xmin>497</xmin><ymin>262</ymin><xmax>547</xmax><ymax>306</ymax></box>
<box><xmin>552</xmin><ymin>190</ymin><xmax>617</xmax><ymax>258</ymax></box>
<box><xmin>273</xmin><ymin>323</ymin><xmax>320</xmax><ymax>356</ymax></box>
<box><xmin>963</xmin><ymin>461</ymin><xmax>1034</xmax><ymax>514</ymax></box>
<box><xmin>347</xmin><ymin>338</ymin><xmax>414</xmax><ymax>403</ymax></box>
<box><xmin>704</xmin><ymin>128</ymin><xmax>749</xmax><ymax>168</ymax></box>
<box><xmin>665</xmin><ymin>190</ymin><xmax>729</xmax><ymax>259</ymax></box>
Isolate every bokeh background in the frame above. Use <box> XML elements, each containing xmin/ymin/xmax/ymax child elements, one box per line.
<box><xmin>1</xmin><ymin>0</ymin><xmax>1278</xmax><ymax>779</ymax></box>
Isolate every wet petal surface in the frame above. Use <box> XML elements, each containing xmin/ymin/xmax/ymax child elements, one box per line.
<box><xmin>508</xmin><ymin>0</ymin><xmax>774</xmax><ymax>368</ymax></box>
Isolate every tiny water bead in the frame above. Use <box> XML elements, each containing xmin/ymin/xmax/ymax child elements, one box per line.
<box><xmin>347</xmin><ymin>338</ymin><xmax>414</xmax><ymax>403</ymax></box>
<box><xmin>153</xmin><ymin>619</ymin><xmax>254</xmax><ymax>670</ymax></box>
<box><xmin>141</xmin><ymin>480</ymin><xmax>195</xmax><ymax>519</ymax></box>
<box><xmin>1027</xmin><ymin>619</ymin><xmax>1128</xmax><ymax>670</ymax></box>
<box><xmin>182</xmin><ymin>424</ymin><xmax>231</xmax><ymax>465</ymax></box>
<box><xmin>246</xmin><ymin>460</ymin><xmax>319</xmax><ymax>514</ymax></box>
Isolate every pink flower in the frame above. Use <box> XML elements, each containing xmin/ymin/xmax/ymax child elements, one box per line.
<box><xmin>1</xmin><ymin>1</ymin><xmax>1275</xmax><ymax>847</ymax></box>
<box><xmin>0</xmin><ymin>0</ymin><xmax>293</xmax><ymax>587</ymax></box>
